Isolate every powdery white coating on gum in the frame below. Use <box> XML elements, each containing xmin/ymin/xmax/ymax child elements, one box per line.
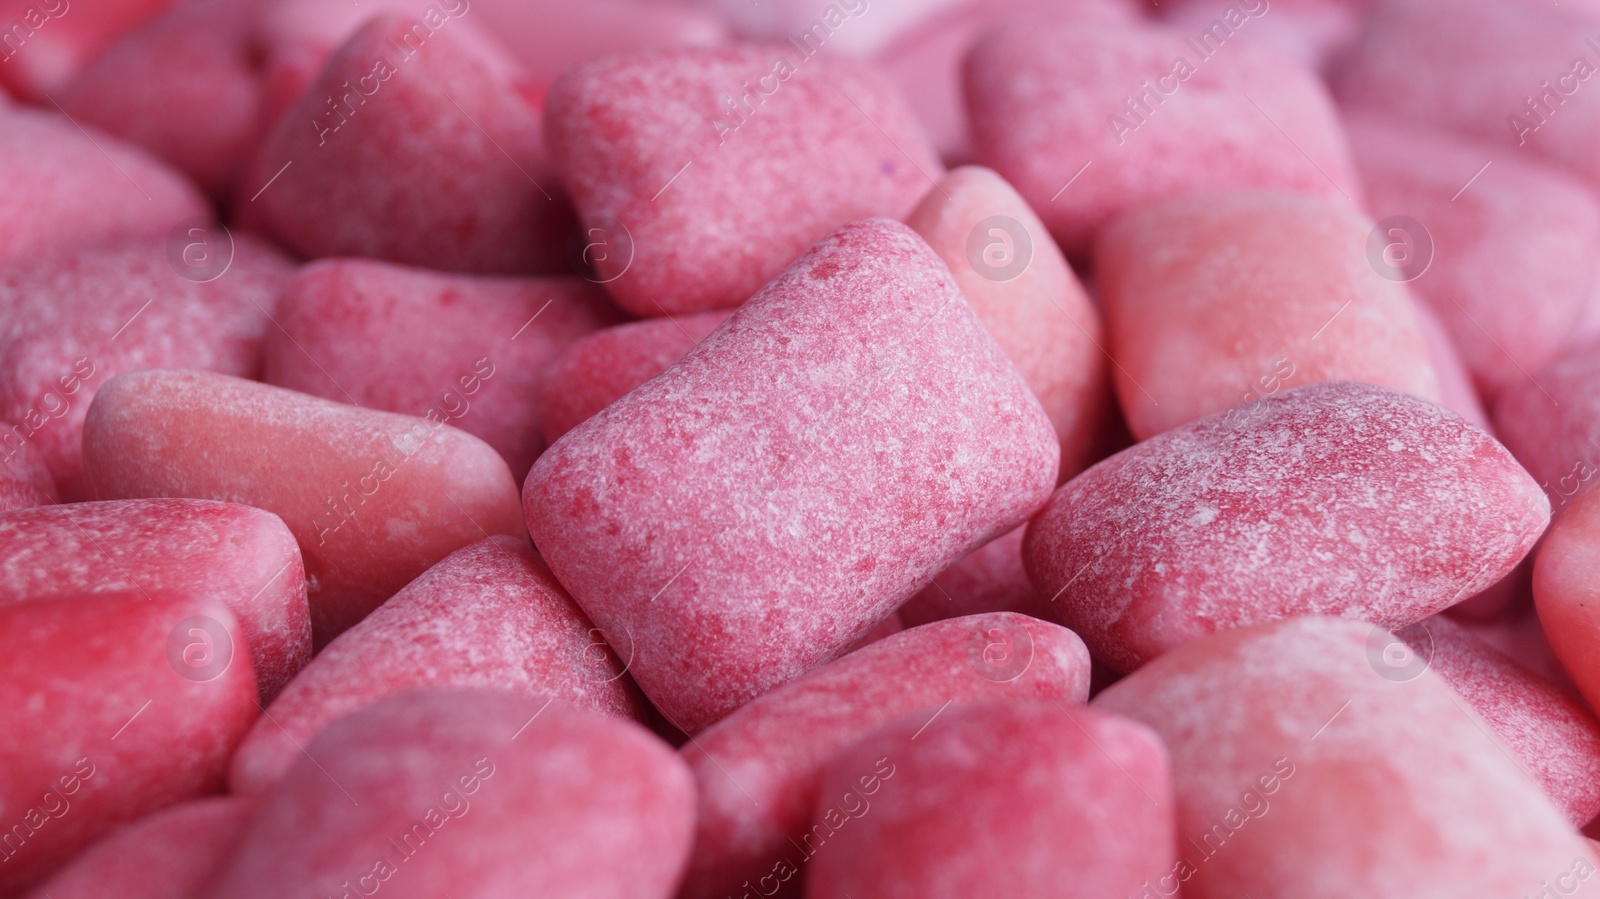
<box><xmin>906</xmin><ymin>166</ymin><xmax>1113</xmax><ymax>479</ymax></box>
<box><xmin>805</xmin><ymin>701</ymin><xmax>1173</xmax><ymax>899</ymax></box>
<box><xmin>0</xmin><ymin>498</ymin><xmax>311</xmax><ymax>701</ymax></box>
<box><xmin>1495</xmin><ymin>343</ymin><xmax>1600</xmax><ymax>509</ymax></box>
<box><xmin>262</xmin><ymin>259</ymin><xmax>622</xmax><ymax>478</ymax></box>
<box><xmin>679</xmin><ymin>612</ymin><xmax>1092</xmax><ymax>899</ymax></box>
<box><xmin>897</xmin><ymin>525</ymin><xmax>1046</xmax><ymax>628</ymax></box>
<box><xmin>1094</xmin><ymin>191</ymin><xmax>1441</xmax><ymax>440</ymax></box>
<box><xmin>544</xmin><ymin>45</ymin><xmax>944</xmax><ymax>315</ymax></box>
<box><xmin>202</xmin><ymin>690</ymin><xmax>695</xmax><ymax>899</ymax></box>
<box><xmin>0</xmin><ymin>235</ymin><xmax>294</xmax><ymax>500</ymax></box>
<box><xmin>0</xmin><ymin>434</ymin><xmax>58</xmax><ymax>512</ymax></box>
<box><xmin>229</xmin><ymin>536</ymin><xmax>645</xmax><ymax>796</ymax></box>
<box><xmin>1536</xmin><ymin>488</ymin><xmax>1600</xmax><ymax>720</ymax></box>
<box><xmin>1024</xmin><ymin>380</ymin><xmax>1550</xmax><ymax>673</ymax></box>
<box><xmin>1094</xmin><ymin>617</ymin><xmax>1600</xmax><ymax>897</ymax></box>
<box><xmin>81</xmin><ymin>369</ymin><xmax>525</xmax><ymax>643</ymax></box>
<box><xmin>18</xmin><ymin>797</ymin><xmax>252</xmax><ymax>899</ymax></box>
<box><xmin>536</xmin><ymin>310</ymin><xmax>733</xmax><ymax>445</ymax></box>
<box><xmin>966</xmin><ymin>20</ymin><xmax>1360</xmax><ymax>256</ymax></box>
<box><xmin>0</xmin><ymin>595</ymin><xmax>258</xmax><ymax>896</ymax></box>
<box><xmin>1348</xmin><ymin>114</ymin><xmax>1600</xmax><ymax>401</ymax></box>
<box><xmin>525</xmin><ymin>219</ymin><xmax>1060</xmax><ymax>732</ymax></box>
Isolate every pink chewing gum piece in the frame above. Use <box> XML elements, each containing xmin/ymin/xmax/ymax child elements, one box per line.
<box><xmin>0</xmin><ymin>0</ymin><xmax>172</xmax><ymax>99</ymax></box>
<box><xmin>1399</xmin><ymin>614</ymin><xmax>1600</xmax><ymax>827</ymax></box>
<box><xmin>0</xmin><ymin>498</ymin><xmax>310</xmax><ymax>701</ymax></box>
<box><xmin>535</xmin><ymin>310</ymin><xmax>733</xmax><ymax>445</ymax></box>
<box><xmin>0</xmin><ymin>433</ymin><xmax>58</xmax><ymax>512</ymax></box>
<box><xmin>19</xmin><ymin>797</ymin><xmax>252</xmax><ymax>899</ymax></box>
<box><xmin>203</xmin><ymin>690</ymin><xmax>695</xmax><ymax>899</ymax></box>
<box><xmin>544</xmin><ymin>45</ymin><xmax>943</xmax><ymax>316</ymax></box>
<box><xmin>60</xmin><ymin>0</ymin><xmax>268</xmax><ymax>198</ymax></box>
<box><xmin>897</xmin><ymin>526</ymin><xmax>1047</xmax><ymax>628</ymax></box>
<box><xmin>1410</xmin><ymin>292</ymin><xmax>1492</xmax><ymax>432</ymax></box>
<box><xmin>679</xmin><ymin>612</ymin><xmax>1092</xmax><ymax>899</ymax></box>
<box><xmin>262</xmin><ymin>259</ymin><xmax>623</xmax><ymax>479</ymax></box>
<box><xmin>525</xmin><ymin>219</ymin><xmax>1060</xmax><ymax>732</ymax></box>
<box><xmin>80</xmin><ymin>369</ymin><xmax>525</xmax><ymax>644</ymax></box>
<box><xmin>1156</xmin><ymin>0</ymin><xmax>1366</xmax><ymax>71</ymax></box>
<box><xmin>0</xmin><ymin>595</ymin><xmax>257</xmax><ymax>896</ymax></box>
<box><xmin>468</xmin><ymin>0</ymin><xmax>730</xmax><ymax>81</ymax></box>
<box><xmin>1094</xmin><ymin>191</ymin><xmax>1441</xmax><ymax>440</ymax></box>
<box><xmin>965</xmin><ymin>20</ymin><xmax>1359</xmax><ymax>257</ymax></box>
<box><xmin>804</xmin><ymin>702</ymin><xmax>1173</xmax><ymax>899</ymax></box>
<box><xmin>700</xmin><ymin>0</ymin><xmax>962</xmax><ymax>57</ymax></box>
<box><xmin>905</xmin><ymin>166</ymin><xmax>1114</xmax><ymax>480</ymax></box>
<box><xmin>1025</xmin><ymin>380</ymin><xmax>1550</xmax><ymax>673</ymax></box>
<box><xmin>1347</xmin><ymin>114</ymin><xmax>1600</xmax><ymax>402</ymax></box>
<box><xmin>1094</xmin><ymin>617</ymin><xmax>1600</xmax><ymax>896</ymax></box>
<box><xmin>238</xmin><ymin>14</ymin><xmax>573</xmax><ymax>276</ymax></box>
<box><xmin>1494</xmin><ymin>341</ymin><xmax>1600</xmax><ymax>513</ymax></box>
<box><xmin>1536</xmin><ymin>487</ymin><xmax>1600</xmax><ymax>718</ymax></box>
<box><xmin>229</xmin><ymin>536</ymin><xmax>645</xmax><ymax>796</ymax></box>
<box><xmin>0</xmin><ymin>235</ymin><xmax>294</xmax><ymax>500</ymax></box>
<box><xmin>0</xmin><ymin>109</ymin><xmax>207</xmax><ymax>268</ymax></box>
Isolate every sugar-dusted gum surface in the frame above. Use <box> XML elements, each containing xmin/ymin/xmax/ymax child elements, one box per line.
<box><xmin>0</xmin><ymin>0</ymin><xmax>172</xmax><ymax>99</ymax></box>
<box><xmin>262</xmin><ymin>259</ymin><xmax>622</xmax><ymax>478</ymax></box>
<box><xmin>1095</xmin><ymin>617</ymin><xmax>1600</xmax><ymax>897</ymax></box>
<box><xmin>0</xmin><ymin>109</ymin><xmax>207</xmax><ymax>268</ymax></box>
<box><xmin>679</xmin><ymin>612</ymin><xmax>1091</xmax><ymax>899</ymax></box>
<box><xmin>536</xmin><ymin>310</ymin><xmax>732</xmax><ymax>444</ymax></box>
<box><xmin>1348</xmin><ymin>115</ymin><xmax>1600</xmax><ymax>401</ymax></box>
<box><xmin>544</xmin><ymin>46</ymin><xmax>943</xmax><ymax>315</ymax></box>
<box><xmin>804</xmin><ymin>702</ymin><xmax>1173</xmax><ymax>899</ymax></box>
<box><xmin>526</xmin><ymin>220</ymin><xmax>1059</xmax><ymax>732</ymax></box>
<box><xmin>1025</xmin><ymin>381</ymin><xmax>1550</xmax><ymax>673</ymax></box>
<box><xmin>897</xmin><ymin>526</ymin><xmax>1046</xmax><ymax>628</ymax></box>
<box><xmin>0</xmin><ymin>595</ymin><xmax>257</xmax><ymax>896</ymax></box>
<box><xmin>81</xmin><ymin>370</ymin><xmax>525</xmax><ymax>643</ymax></box>
<box><xmin>0</xmin><ymin>235</ymin><xmax>294</xmax><ymax>500</ymax></box>
<box><xmin>19</xmin><ymin>797</ymin><xmax>252</xmax><ymax>899</ymax></box>
<box><xmin>0</xmin><ymin>435</ymin><xmax>58</xmax><ymax>512</ymax></box>
<box><xmin>1537</xmin><ymin>488</ymin><xmax>1600</xmax><ymax>718</ymax></box>
<box><xmin>202</xmin><ymin>690</ymin><xmax>695</xmax><ymax>899</ymax></box>
<box><xmin>1094</xmin><ymin>191</ymin><xmax>1441</xmax><ymax>440</ymax></box>
<box><xmin>1495</xmin><ymin>342</ymin><xmax>1600</xmax><ymax>511</ymax></box>
<box><xmin>906</xmin><ymin>166</ymin><xmax>1113</xmax><ymax>479</ymax></box>
<box><xmin>966</xmin><ymin>20</ymin><xmax>1359</xmax><ymax>257</ymax></box>
<box><xmin>0</xmin><ymin>499</ymin><xmax>310</xmax><ymax>700</ymax></box>
<box><xmin>239</xmin><ymin>15</ymin><xmax>572</xmax><ymax>275</ymax></box>
<box><xmin>229</xmin><ymin>536</ymin><xmax>644</xmax><ymax>796</ymax></box>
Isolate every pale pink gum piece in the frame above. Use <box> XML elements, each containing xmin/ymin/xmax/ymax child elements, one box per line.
<box><xmin>544</xmin><ymin>45</ymin><xmax>944</xmax><ymax>315</ymax></box>
<box><xmin>81</xmin><ymin>369</ymin><xmax>525</xmax><ymax>643</ymax></box>
<box><xmin>1347</xmin><ymin>114</ymin><xmax>1600</xmax><ymax>402</ymax></box>
<box><xmin>1025</xmin><ymin>380</ymin><xmax>1551</xmax><ymax>673</ymax></box>
<box><xmin>1409</xmin><ymin>290</ymin><xmax>1492</xmax><ymax>432</ymax></box>
<box><xmin>1098</xmin><ymin>616</ymin><xmax>1600</xmax><ymax>896</ymax></box>
<box><xmin>535</xmin><ymin>309</ymin><xmax>733</xmax><ymax>445</ymax></box>
<box><xmin>1399</xmin><ymin>614</ymin><xmax>1600</xmax><ymax>826</ymax></box>
<box><xmin>238</xmin><ymin>15</ymin><xmax>573</xmax><ymax>275</ymax></box>
<box><xmin>700</xmin><ymin>0</ymin><xmax>964</xmax><ymax>57</ymax></box>
<box><xmin>0</xmin><ymin>109</ymin><xmax>207</xmax><ymax>268</ymax></box>
<box><xmin>679</xmin><ymin>612</ymin><xmax>1092</xmax><ymax>899</ymax></box>
<box><xmin>0</xmin><ymin>498</ymin><xmax>310</xmax><ymax>700</ymax></box>
<box><xmin>229</xmin><ymin>536</ymin><xmax>645</xmax><ymax>796</ymax></box>
<box><xmin>525</xmin><ymin>219</ymin><xmax>1059</xmax><ymax>732</ymax></box>
<box><xmin>262</xmin><ymin>259</ymin><xmax>622</xmax><ymax>479</ymax></box>
<box><xmin>0</xmin><ymin>433</ymin><xmax>58</xmax><ymax>512</ymax></box>
<box><xmin>18</xmin><ymin>797</ymin><xmax>252</xmax><ymax>899</ymax></box>
<box><xmin>1536</xmin><ymin>488</ymin><xmax>1600</xmax><ymax>718</ymax></box>
<box><xmin>804</xmin><ymin>701</ymin><xmax>1173</xmax><ymax>899</ymax></box>
<box><xmin>1157</xmin><ymin>0</ymin><xmax>1365</xmax><ymax>71</ymax></box>
<box><xmin>897</xmin><ymin>526</ymin><xmax>1047</xmax><ymax>628</ymax></box>
<box><xmin>0</xmin><ymin>0</ymin><xmax>172</xmax><ymax>99</ymax></box>
<box><xmin>0</xmin><ymin>235</ymin><xmax>294</xmax><ymax>500</ymax></box>
<box><xmin>467</xmin><ymin>0</ymin><xmax>730</xmax><ymax>81</ymax></box>
<box><xmin>0</xmin><ymin>594</ymin><xmax>257</xmax><ymax>896</ymax></box>
<box><xmin>906</xmin><ymin>166</ymin><xmax>1114</xmax><ymax>480</ymax></box>
<box><xmin>966</xmin><ymin>20</ymin><xmax>1360</xmax><ymax>257</ymax></box>
<box><xmin>1495</xmin><ymin>341</ymin><xmax>1600</xmax><ymax>512</ymax></box>
<box><xmin>202</xmin><ymin>690</ymin><xmax>695</xmax><ymax>899</ymax></box>
<box><xmin>1094</xmin><ymin>191</ymin><xmax>1441</xmax><ymax>440</ymax></box>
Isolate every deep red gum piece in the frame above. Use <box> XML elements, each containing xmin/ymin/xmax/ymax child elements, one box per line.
<box><xmin>229</xmin><ymin>536</ymin><xmax>645</xmax><ymax>796</ymax></box>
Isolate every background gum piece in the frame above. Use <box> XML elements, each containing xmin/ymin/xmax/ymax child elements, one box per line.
<box><xmin>896</xmin><ymin>526</ymin><xmax>1048</xmax><ymax>628</ymax></box>
<box><xmin>1094</xmin><ymin>191</ymin><xmax>1441</xmax><ymax>440</ymax></box>
<box><xmin>80</xmin><ymin>369</ymin><xmax>525</xmax><ymax>644</ymax></box>
<box><xmin>906</xmin><ymin>166</ymin><xmax>1114</xmax><ymax>480</ymax></box>
<box><xmin>1494</xmin><ymin>341</ymin><xmax>1600</xmax><ymax>512</ymax></box>
<box><xmin>679</xmin><ymin>612</ymin><xmax>1092</xmax><ymax>899</ymax></box>
<box><xmin>525</xmin><ymin>219</ymin><xmax>1059</xmax><ymax>732</ymax></box>
<box><xmin>202</xmin><ymin>690</ymin><xmax>695</xmax><ymax>899</ymax></box>
<box><xmin>0</xmin><ymin>498</ymin><xmax>310</xmax><ymax>700</ymax></box>
<box><xmin>1536</xmin><ymin>488</ymin><xmax>1600</xmax><ymax>716</ymax></box>
<box><xmin>1095</xmin><ymin>617</ymin><xmax>1600</xmax><ymax>897</ymax></box>
<box><xmin>544</xmin><ymin>45</ymin><xmax>943</xmax><ymax>316</ymax></box>
<box><xmin>0</xmin><ymin>0</ymin><xmax>173</xmax><ymax>99</ymax></box>
<box><xmin>229</xmin><ymin>536</ymin><xmax>645</xmax><ymax>796</ymax></box>
<box><xmin>1410</xmin><ymin>294</ymin><xmax>1491</xmax><ymax>431</ymax></box>
<box><xmin>1025</xmin><ymin>381</ymin><xmax>1550</xmax><ymax>673</ymax></box>
<box><xmin>804</xmin><ymin>702</ymin><xmax>1173</xmax><ymax>899</ymax></box>
<box><xmin>0</xmin><ymin>433</ymin><xmax>58</xmax><ymax>512</ymax></box>
<box><xmin>262</xmin><ymin>259</ymin><xmax>622</xmax><ymax>479</ymax></box>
